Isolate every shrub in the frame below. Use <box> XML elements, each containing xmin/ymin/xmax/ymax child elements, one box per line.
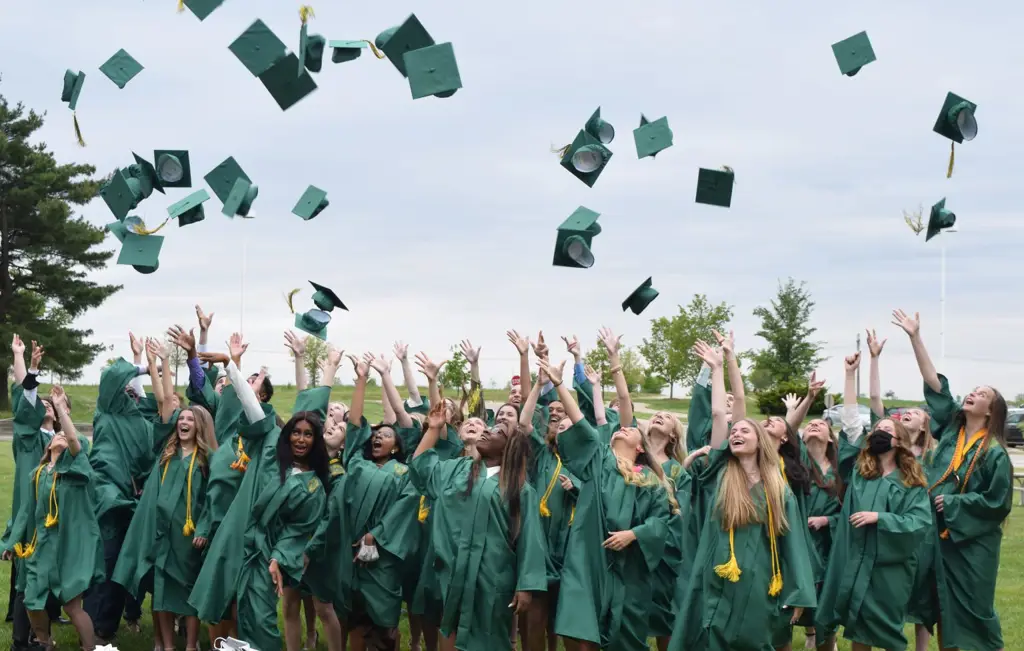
<box><xmin>755</xmin><ymin>380</ymin><xmax>827</xmax><ymax>416</ymax></box>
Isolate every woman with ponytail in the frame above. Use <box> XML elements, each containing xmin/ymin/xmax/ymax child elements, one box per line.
<box><xmin>669</xmin><ymin>341</ymin><xmax>816</xmax><ymax>651</ymax></box>
<box><xmin>814</xmin><ymin>348</ymin><xmax>932</xmax><ymax>651</ymax></box>
<box><xmin>893</xmin><ymin>309</ymin><xmax>1012</xmax><ymax>651</ymax></box>
<box><xmin>114</xmin><ymin>339</ymin><xmax>218</xmax><ymax>651</ymax></box>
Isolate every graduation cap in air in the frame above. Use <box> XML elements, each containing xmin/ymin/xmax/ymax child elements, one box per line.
<box><xmin>100</xmin><ymin>169</ymin><xmax>145</xmax><ymax>221</ymax></box>
<box><xmin>926</xmin><ymin>198</ymin><xmax>956</xmax><ymax>242</ymax></box>
<box><xmin>294</xmin><ymin>310</ymin><xmax>329</xmax><ymax>340</ymax></box>
<box><xmin>622</xmin><ymin>277</ymin><xmax>659</xmax><ymax>315</ymax></box>
<box><xmin>204</xmin><ymin>157</ymin><xmax>257</xmax><ymax>217</ymax></box>
<box><xmin>310</xmin><ymin>281</ymin><xmax>347</xmax><ymax>312</ymax></box>
<box><xmin>376</xmin><ymin>14</ymin><xmax>461</xmax><ymax>99</ymax></box>
<box><xmin>831</xmin><ymin>31</ymin><xmax>876</xmax><ymax>77</ymax></box>
<box><xmin>127</xmin><ymin>152</ymin><xmax>166</xmax><ymax>198</ymax></box>
<box><xmin>695</xmin><ymin>167</ymin><xmax>735</xmax><ymax>208</ymax></box>
<box><xmin>61</xmin><ymin>69</ymin><xmax>86</xmax><ymax>146</ymax></box>
<box><xmin>180</xmin><ymin>0</ymin><xmax>225</xmax><ymax>21</ymax></box>
<box><xmin>167</xmin><ymin>189</ymin><xmax>211</xmax><ymax>227</ymax></box>
<box><xmin>292</xmin><ymin>185</ymin><xmax>329</xmax><ymax>220</ymax></box>
<box><xmin>298</xmin><ymin>7</ymin><xmax>326</xmax><ymax>74</ymax></box>
<box><xmin>634</xmin><ymin>114</ymin><xmax>673</xmax><ymax>159</ymax></box>
<box><xmin>117</xmin><ymin>232</ymin><xmax>163</xmax><ymax>275</ymax></box>
<box><xmin>330</xmin><ymin>40</ymin><xmax>372</xmax><ymax>64</ymax></box>
<box><xmin>553</xmin><ymin>207</ymin><xmax>602</xmax><ymax>268</ymax></box>
<box><xmin>933</xmin><ymin>92</ymin><xmax>978</xmax><ymax>178</ymax></box>
<box><xmin>99</xmin><ymin>49</ymin><xmax>144</xmax><ymax>89</ymax></box>
<box><xmin>153</xmin><ymin>150</ymin><xmax>192</xmax><ymax>188</ymax></box>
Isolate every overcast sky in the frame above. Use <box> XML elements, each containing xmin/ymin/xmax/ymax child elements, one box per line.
<box><xmin>3</xmin><ymin>0</ymin><xmax>1023</xmax><ymax>401</ymax></box>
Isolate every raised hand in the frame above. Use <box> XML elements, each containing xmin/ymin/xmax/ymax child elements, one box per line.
<box><xmin>781</xmin><ymin>393</ymin><xmax>801</xmax><ymax>412</ymax></box>
<box><xmin>167</xmin><ymin>325</ymin><xmax>196</xmax><ymax>354</ymax></box>
<box><xmin>561</xmin><ymin>335</ymin><xmax>580</xmax><ymax>358</ymax></box>
<box><xmin>129</xmin><ymin>331</ymin><xmax>144</xmax><ymax>358</ymax></box>
<box><xmin>506</xmin><ymin>330</ymin><xmax>530</xmax><ymax>356</ymax></box>
<box><xmin>531</xmin><ymin>331</ymin><xmax>549</xmax><ymax>360</ymax></box>
<box><xmin>808</xmin><ymin>371</ymin><xmax>826</xmax><ymax>395</ymax></box>
<box><xmin>29</xmin><ymin>341</ymin><xmax>44</xmax><ymax>369</ymax></box>
<box><xmin>284</xmin><ymin>331</ymin><xmax>306</xmax><ymax>356</ymax></box>
<box><xmin>584</xmin><ymin>363</ymin><xmax>600</xmax><ymax>386</ymax></box>
<box><xmin>228</xmin><ymin>333</ymin><xmax>248</xmax><ymax>362</ymax></box>
<box><xmin>691</xmin><ymin>340</ymin><xmax>722</xmax><ymax>368</ymax></box>
<box><xmin>326</xmin><ymin>344</ymin><xmax>343</xmax><ymax>368</ymax></box>
<box><xmin>393</xmin><ymin>341</ymin><xmax>409</xmax><ymax>361</ymax></box>
<box><xmin>197</xmin><ymin>351</ymin><xmax>230</xmax><ymax>365</ymax></box>
<box><xmin>348</xmin><ymin>354</ymin><xmax>369</xmax><ymax>379</ymax></box>
<box><xmin>426</xmin><ymin>401</ymin><xmax>446</xmax><ymax>429</ymax></box>
<box><xmin>713</xmin><ymin>329</ymin><xmax>735</xmax><ymax>358</ymax></box>
<box><xmin>597</xmin><ymin>327</ymin><xmax>622</xmax><ymax>357</ymax></box>
<box><xmin>364</xmin><ymin>352</ymin><xmax>388</xmax><ymax>375</ymax></box>
<box><xmin>537</xmin><ymin>358</ymin><xmax>566</xmax><ymax>386</ymax></box>
<box><xmin>866</xmin><ymin>328</ymin><xmax>887</xmax><ymax>357</ymax></box>
<box><xmin>891</xmin><ymin>309</ymin><xmax>920</xmax><ymax>338</ymax></box>
<box><xmin>146</xmin><ymin>337</ymin><xmax>168</xmax><ymax>361</ymax></box>
<box><xmin>49</xmin><ymin>385</ymin><xmax>68</xmax><ymax>411</ymax></box>
<box><xmin>195</xmin><ymin>305</ymin><xmax>214</xmax><ymax>332</ymax></box>
<box><xmin>844</xmin><ymin>352</ymin><xmax>861</xmax><ymax>374</ymax></box>
<box><xmin>414</xmin><ymin>352</ymin><xmax>446</xmax><ymax>382</ymax></box>
<box><xmin>11</xmin><ymin>334</ymin><xmax>24</xmax><ymax>356</ymax></box>
<box><xmin>459</xmin><ymin>339</ymin><xmax>480</xmax><ymax>365</ymax></box>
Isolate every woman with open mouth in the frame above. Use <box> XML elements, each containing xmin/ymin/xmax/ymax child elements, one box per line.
<box><xmin>4</xmin><ymin>384</ymin><xmax>102</xmax><ymax>651</ymax></box>
<box><xmin>538</xmin><ymin>356</ymin><xmax>675</xmax><ymax>651</ymax></box>
<box><xmin>409</xmin><ymin>387</ymin><xmax>546</xmax><ymax>651</ymax></box>
<box><xmin>669</xmin><ymin>340</ymin><xmax>816</xmax><ymax>651</ymax></box>
<box><xmin>892</xmin><ymin>308</ymin><xmax>1013</xmax><ymax>651</ymax></box>
<box><xmin>114</xmin><ymin>338</ymin><xmax>218</xmax><ymax>651</ymax></box>
<box><xmin>815</xmin><ymin>350</ymin><xmax>931</xmax><ymax>651</ymax></box>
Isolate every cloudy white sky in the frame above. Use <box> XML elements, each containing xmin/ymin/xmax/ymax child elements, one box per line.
<box><xmin>3</xmin><ymin>0</ymin><xmax>1023</xmax><ymax>401</ymax></box>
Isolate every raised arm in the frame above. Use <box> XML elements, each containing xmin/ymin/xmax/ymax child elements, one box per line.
<box><xmin>393</xmin><ymin>342</ymin><xmax>423</xmax><ymax>408</ymax></box>
<box><xmin>842</xmin><ymin>352</ymin><xmax>864</xmax><ymax>444</ymax></box>
<box><xmin>866</xmin><ymin>328</ymin><xmax>886</xmax><ymax>418</ymax></box>
<box><xmin>413</xmin><ymin>402</ymin><xmax>447</xmax><ymax>459</ymax></box>
<box><xmin>346</xmin><ymin>354</ymin><xmax>369</xmax><ymax>426</ymax></box>
<box><xmin>692</xmin><ymin>340</ymin><xmax>728</xmax><ymax>449</ymax></box>
<box><xmin>584</xmin><ymin>364</ymin><xmax>608</xmax><ymax>427</ymax></box>
<box><xmin>538</xmin><ymin>359</ymin><xmax>584</xmax><ymax>425</ymax></box>
<box><xmin>145</xmin><ymin>338</ymin><xmax>167</xmax><ymax>413</ymax></box>
<box><xmin>168</xmin><ymin>325</ymin><xmax>205</xmax><ymax>397</ymax></box>
<box><xmin>221</xmin><ymin>334</ymin><xmax>263</xmax><ymax>423</ymax></box>
<box><xmin>368</xmin><ymin>353</ymin><xmax>413</xmax><ymax>428</ymax></box>
<box><xmin>321</xmin><ymin>343</ymin><xmax>343</xmax><ymax>388</ymax></box>
<box><xmin>599</xmin><ymin>327</ymin><xmax>633</xmax><ymax>428</ymax></box>
<box><xmin>892</xmin><ymin>309</ymin><xmax>941</xmax><ymax>393</ymax></box>
<box><xmin>284</xmin><ymin>331</ymin><xmax>308</xmax><ymax>392</ymax></box>
<box><xmin>715</xmin><ymin>330</ymin><xmax>746</xmax><ymax>422</ymax></box>
<box><xmin>507</xmin><ymin>330</ymin><xmax>532</xmax><ymax>395</ymax></box>
<box><xmin>50</xmin><ymin>386</ymin><xmax>80</xmax><ymax>456</ymax></box>
<box><xmin>414</xmin><ymin>352</ymin><xmax>445</xmax><ymax>411</ymax></box>
<box><xmin>11</xmin><ymin>335</ymin><xmax>27</xmax><ymax>385</ymax></box>
<box><xmin>196</xmin><ymin>304</ymin><xmax>214</xmax><ymax>360</ymax></box>
<box><xmin>460</xmin><ymin>340</ymin><xmax>486</xmax><ymax>420</ymax></box>
<box><xmin>787</xmin><ymin>372</ymin><xmax>826</xmax><ymax>431</ymax></box>
<box><xmin>518</xmin><ymin>368</ymin><xmax>545</xmax><ymax>432</ymax></box>
<box><xmin>128</xmin><ymin>331</ymin><xmax>147</xmax><ymax>397</ymax></box>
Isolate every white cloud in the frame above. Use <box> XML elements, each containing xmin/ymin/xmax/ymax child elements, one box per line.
<box><xmin>3</xmin><ymin>0</ymin><xmax>1023</xmax><ymax>403</ymax></box>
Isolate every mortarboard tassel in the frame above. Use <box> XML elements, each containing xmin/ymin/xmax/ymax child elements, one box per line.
<box><xmin>73</xmin><ymin>112</ymin><xmax>86</xmax><ymax>147</ymax></box>
<box><xmin>286</xmin><ymin>288</ymin><xmax>300</xmax><ymax>314</ymax></box>
<box><xmin>946</xmin><ymin>141</ymin><xmax>955</xmax><ymax>179</ymax></box>
<box><xmin>134</xmin><ymin>217</ymin><xmax>170</xmax><ymax>236</ymax></box>
<box><xmin>364</xmin><ymin>41</ymin><xmax>387</xmax><ymax>59</ymax></box>
<box><xmin>299</xmin><ymin>5</ymin><xmax>315</xmax><ymax>24</ymax></box>
<box><xmin>551</xmin><ymin>144</ymin><xmax>571</xmax><ymax>158</ymax></box>
<box><xmin>177</xmin><ymin>0</ymin><xmax>186</xmax><ymax>12</ymax></box>
<box><xmin>721</xmin><ymin>165</ymin><xmax>736</xmax><ymax>184</ymax></box>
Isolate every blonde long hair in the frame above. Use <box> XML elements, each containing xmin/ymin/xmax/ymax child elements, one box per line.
<box><xmin>714</xmin><ymin>418</ymin><xmax>789</xmax><ymax>535</ymax></box>
<box><xmin>160</xmin><ymin>406</ymin><xmax>218</xmax><ymax>470</ymax></box>
<box><xmin>613</xmin><ymin>426</ymin><xmax>680</xmax><ymax>515</ymax></box>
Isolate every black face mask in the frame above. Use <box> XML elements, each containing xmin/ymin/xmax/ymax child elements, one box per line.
<box><xmin>867</xmin><ymin>430</ymin><xmax>893</xmax><ymax>455</ymax></box>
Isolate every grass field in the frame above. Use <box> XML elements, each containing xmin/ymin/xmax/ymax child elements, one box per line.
<box><xmin>0</xmin><ymin>446</ymin><xmax>1020</xmax><ymax>651</ymax></box>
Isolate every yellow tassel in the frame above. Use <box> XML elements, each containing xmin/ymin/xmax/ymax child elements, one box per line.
<box><xmin>177</xmin><ymin>0</ymin><xmax>185</xmax><ymax>12</ymax></box>
<box><xmin>946</xmin><ymin>141</ymin><xmax>955</xmax><ymax>179</ymax></box>
<box><xmin>568</xmin><ymin>504</ymin><xmax>575</xmax><ymax>526</ymax></box>
<box><xmin>364</xmin><ymin>41</ymin><xmax>387</xmax><ymax>59</ymax></box>
<box><xmin>13</xmin><ymin>540</ymin><xmax>35</xmax><ymax>559</ymax></box>
<box><xmin>134</xmin><ymin>217</ymin><xmax>170</xmax><ymax>236</ymax></box>
<box><xmin>44</xmin><ymin>471</ymin><xmax>59</xmax><ymax>528</ymax></box>
<box><xmin>768</xmin><ymin>571</ymin><xmax>783</xmax><ymax>597</ymax></box>
<box><xmin>73</xmin><ymin>112</ymin><xmax>86</xmax><ymax>147</ymax></box>
<box><xmin>713</xmin><ymin>528</ymin><xmax>742</xmax><ymax>582</ymax></box>
<box><xmin>182</xmin><ymin>449</ymin><xmax>198</xmax><ymax>536</ymax></box>
<box><xmin>539</xmin><ymin>454</ymin><xmax>563</xmax><ymax>517</ymax></box>
<box><xmin>286</xmin><ymin>288</ymin><xmax>300</xmax><ymax>315</ymax></box>
<box><xmin>299</xmin><ymin>5</ymin><xmax>315</xmax><ymax>24</ymax></box>
<box><xmin>230</xmin><ymin>437</ymin><xmax>250</xmax><ymax>471</ymax></box>
<box><xmin>766</xmin><ymin>486</ymin><xmax>783</xmax><ymax>596</ymax></box>
<box><xmin>417</xmin><ymin>495</ymin><xmax>430</xmax><ymax>522</ymax></box>
<box><xmin>550</xmin><ymin>144</ymin><xmax>570</xmax><ymax>158</ymax></box>
<box><xmin>939</xmin><ymin>529</ymin><xmax>950</xmax><ymax>540</ymax></box>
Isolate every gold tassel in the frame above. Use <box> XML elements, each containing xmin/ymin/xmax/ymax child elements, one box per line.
<box><xmin>177</xmin><ymin>0</ymin><xmax>186</xmax><ymax>12</ymax></box>
<box><xmin>417</xmin><ymin>495</ymin><xmax>430</xmax><ymax>522</ymax></box>
<box><xmin>539</xmin><ymin>455</ymin><xmax>563</xmax><ymax>517</ymax></box>
<box><xmin>182</xmin><ymin>450</ymin><xmax>198</xmax><ymax>536</ymax></box>
<box><xmin>766</xmin><ymin>486</ymin><xmax>783</xmax><ymax>596</ymax></box>
<box><xmin>768</xmin><ymin>572</ymin><xmax>783</xmax><ymax>597</ymax></box>
<box><xmin>550</xmin><ymin>144</ymin><xmax>570</xmax><ymax>158</ymax></box>
<box><xmin>13</xmin><ymin>539</ymin><xmax>35</xmax><ymax>559</ymax></box>
<box><xmin>230</xmin><ymin>436</ymin><xmax>250</xmax><ymax>471</ymax></box>
<box><xmin>43</xmin><ymin>474</ymin><xmax>59</xmax><ymax>528</ymax></box>
<box><xmin>713</xmin><ymin>528</ymin><xmax>742</xmax><ymax>582</ymax></box>
<box><xmin>364</xmin><ymin>41</ymin><xmax>387</xmax><ymax>59</ymax></box>
<box><xmin>286</xmin><ymin>288</ymin><xmax>300</xmax><ymax>314</ymax></box>
<box><xmin>134</xmin><ymin>217</ymin><xmax>170</xmax><ymax>236</ymax></box>
<box><xmin>299</xmin><ymin>5</ymin><xmax>315</xmax><ymax>24</ymax></box>
<box><xmin>568</xmin><ymin>504</ymin><xmax>575</xmax><ymax>525</ymax></box>
<box><xmin>73</xmin><ymin>112</ymin><xmax>86</xmax><ymax>147</ymax></box>
<box><xmin>946</xmin><ymin>141</ymin><xmax>955</xmax><ymax>179</ymax></box>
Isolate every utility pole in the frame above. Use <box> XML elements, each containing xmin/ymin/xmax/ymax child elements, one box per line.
<box><xmin>856</xmin><ymin>332</ymin><xmax>861</xmax><ymax>398</ymax></box>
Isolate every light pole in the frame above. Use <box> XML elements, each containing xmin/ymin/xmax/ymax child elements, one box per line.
<box><xmin>939</xmin><ymin>228</ymin><xmax>957</xmax><ymax>369</ymax></box>
<box><xmin>240</xmin><ymin>228</ymin><xmax>248</xmax><ymax>335</ymax></box>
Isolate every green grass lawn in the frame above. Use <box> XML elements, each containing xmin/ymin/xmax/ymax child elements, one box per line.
<box><xmin>0</xmin><ymin>446</ymin><xmax>1021</xmax><ymax>650</ymax></box>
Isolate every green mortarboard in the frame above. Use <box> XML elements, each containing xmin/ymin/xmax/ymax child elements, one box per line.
<box><xmin>553</xmin><ymin>206</ymin><xmax>602</xmax><ymax>268</ymax></box>
<box><xmin>182</xmin><ymin>0</ymin><xmax>224</xmax><ymax>20</ymax></box>
<box><xmin>633</xmin><ymin>114</ymin><xmax>673</xmax><ymax>159</ymax></box>
<box><xmin>310</xmin><ymin>281</ymin><xmax>347</xmax><ymax>312</ymax></box>
<box><xmin>404</xmin><ymin>42</ymin><xmax>462</xmax><ymax>99</ymax></box>
<box><xmin>99</xmin><ymin>49</ymin><xmax>144</xmax><ymax>89</ymax></box>
<box><xmin>117</xmin><ymin>232</ymin><xmax>164</xmax><ymax>274</ymax></box>
<box><xmin>259</xmin><ymin>53</ymin><xmax>319</xmax><ymax>111</ymax></box>
<box><xmin>831</xmin><ymin>31</ymin><xmax>876</xmax><ymax>76</ymax></box>
<box><xmin>375</xmin><ymin>14</ymin><xmax>434</xmax><ymax>78</ymax></box>
<box><xmin>61</xmin><ymin>70</ymin><xmax>86</xmax><ymax>111</ymax></box>
<box><xmin>926</xmin><ymin>197</ymin><xmax>956</xmax><ymax>242</ymax></box>
<box><xmin>130</xmin><ymin>152</ymin><xmax>166</xmax><ymax>197</ymax></box>
<box><xmin>559</xmin><ymin>130</ymin><xmax>613</xmax><ymax>188</ymax></box>
<box><xmin>330</xmin><ymin>40</ymin><xmax>368</xmax><ymax>64</ymax></box>
<box><xmin>222</xmin><ymin>178</ymin><xmax>259</xmax><ymax>218</ymax></box>
<box><xmin>695</xmin><ymin>167</ymin><xmax>735</xmax><ymax>208</ymax></box>
<box><xmin>622</xmin><ymin>277</ymin><xmax>659</xmax><ymax>315</ymax></box>
<box><xmin>229</xmin><ymin>19</ymin><xmax>288</xmax><ymax>77</ymax></box>
<box><xmin>584</xmin><ymin>107</ymin><xmax>615</xmax><ymax>144</ymax></box>
<box><xmin>294</xmin><ymin>310</ymin><xmax>329</xmax><ymax>340</ymax></box>
<box><xmin>99</xmin><ymin>169</ymin><xmax>143</xmax><ymax>221</ymax></box>
<box><xmin>299</xmin><ymin>25</ymin><xmax>327</xmax><ymax>74</ymax></box>
<box><xmin>167</xmin><ymin>189</ymin><xmax>210</xmax><ymax>227</ymax></box>
<box><xmin>106</xmin><ymin>215</ymin><xmax>144</xmax><ymax>242</ymax></box>
<box><xmin>105</xmin><ymin>221</ymin><xmax>129</xmax><ymax>243</ymax></box>
<box><xmin>933</xmin><ymin>92</ymin><xmax>978</xmax><ymax>144</ymax></box>
<box><xmin>153</xmin><ymin>150</ymin><xmax>192</xmax><ymax>188</ymax></box>
<box><xmin>292</xmin><ymin>185</ymin><xmax>329</xmax><ymax>220</ymax></box>
<box><xmin>204</xmin><ymin>157</ymin><xmax>251</xmax><ymax>204</ymax></box>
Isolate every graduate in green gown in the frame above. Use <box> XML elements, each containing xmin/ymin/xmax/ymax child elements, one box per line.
<box><xmin>669</xmin><ymin>340</ymin><xmax>816</xmax><ymax>651</ymax></box>
<box><xmin>114</xmin><ymin>338</ymin><xmax>219</xmax><ymax>651</ymax></box>
<box><xmin>409</xmin><ymin>390</ymin><xmax>547</xmax><ymax>651</ymax></box>
<box><xmin>536</xmin><ymin>356</ymin><xmax>673</xmax><ymax>651</ymax></box>
<box><xmin>892</xmin><ymin>308</ymin><xmax>1013</xmax><ymax>651</ymax></box>
<box><xmin>816</xmin><ymin>413</ymin><xmax>931</xmax><ymax>651</ymax></box>
<box><xmin>5</xmin><ymin>385</ymin><xmax>103</xmax><ymax>651</ymax></box>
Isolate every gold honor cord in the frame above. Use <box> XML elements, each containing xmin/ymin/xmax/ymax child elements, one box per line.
<box><xmin>73</xmin><ymin>112</ymin><xmax>85</xmax><ymax>147</ymax></box>
<box><xmin>947</xmin><ymin>141</ymin><xmax>955</xmax><ymax>178</ymax></box>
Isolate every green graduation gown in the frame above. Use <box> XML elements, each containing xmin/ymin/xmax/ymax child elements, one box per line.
<box><xmin>914</xmin><ymin>375</ymin><xmax>1013</xmax><ymax>650</ymax></box>
<box><xmin>304</xmin><ymin>458</ymin><xmax>348</xmax><ymax>607</ymax></box>
<box><xmin>650</xmin><ymin>460</ymin><xmax>684</xmax><ymax>638</ymax></box>
<box><xmin>669</xmin><ymin>446</ymin><xmax>817</xmax><ymax>651</ymax></box>
<box><xmin>815</xmin><ymin>468</ymin><xmax>931</xmax><ymax>649</ymax></box>
<box><xmin>409</xmin><ymin>449</ymin><xmax>547</xmax><ymax>651</ymax></box>
<box><xmin>554</xmin><ymin>420</ymin><xmax>670</xmax><ymax>651</ymax></box>
<box><xmin>113</xmin><ymin>411</ymin><xmax>210</xmax><ymax>615</ymax></box>
<box><xmin>5</xmin><ymin>449</ymin><xmax>104</xmax><ymax>609</ymax></box>
<box><xmin>2</xmin><ymin>385</ymin><xmax>53</xmax><ymax>561</ymax></box>
<box><xmin>525</xmin><ymin>423</ymin><xmax>578</xmax><ymax>586</ymax></box>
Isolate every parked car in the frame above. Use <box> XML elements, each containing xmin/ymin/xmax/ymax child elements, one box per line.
<box><xmin>822</xmin><ymin>404</ymin><xmax>872</xmax><ymax>431</ymax></box>
<box><xmin>1005</xmin><ymin>408</ymin><xmax>1024</xmax><ymax>448</ymax></box>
